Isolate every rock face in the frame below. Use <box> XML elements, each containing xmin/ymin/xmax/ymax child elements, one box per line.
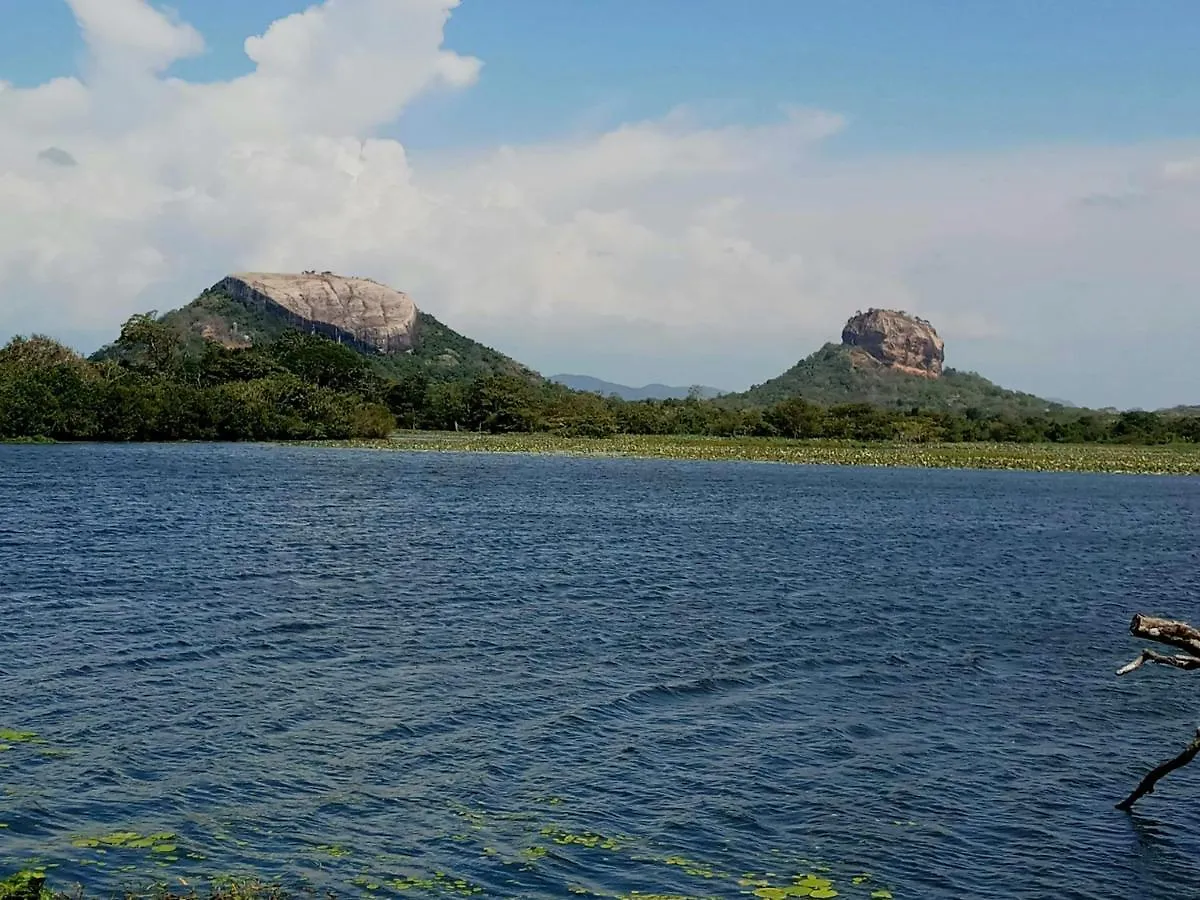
<box><xmin>217</xmin><ymin>272</ymin><xmax>419</xmax><ymax>354</ymax></box>
<box><xmin>841</xmin><ymin>309</ymin><xmax>944</xmax><ymax>378</ymax></box>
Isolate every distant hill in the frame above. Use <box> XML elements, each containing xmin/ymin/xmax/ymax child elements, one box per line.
<box><xmin>552</xmin><ymin>374</ymin><xmax>724</xmax><ymax>401</ymax></box>
<box><xmin>105</xmin><ymin>273</ymin><xmax>540</xmax><ymax>383</ymax></box>
<box><xmin>738</xmin><ymin>310</ymin><xmax>1063</xmax><ymax>417</ymax></box>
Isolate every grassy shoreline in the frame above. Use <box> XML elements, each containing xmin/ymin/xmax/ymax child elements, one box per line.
<box><xmin>315</xmin><ymin>432</ymin><xmax>1200</xmax><ymax>476</ymax></box>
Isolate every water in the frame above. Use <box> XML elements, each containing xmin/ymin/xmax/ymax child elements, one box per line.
<box><xmin>2</xmin><ymin>444</ymin><xmax>1199</xmax><ymax>900</ymax></box>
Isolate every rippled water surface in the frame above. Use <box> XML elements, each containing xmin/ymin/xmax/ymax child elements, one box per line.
<box><xmin>3</xmin><ymin>444</ymin><xmax>1200</xmax><ymax>899</ymax></box>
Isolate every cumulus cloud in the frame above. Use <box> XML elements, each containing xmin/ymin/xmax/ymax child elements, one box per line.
<box><xmin>69</xmin><ymin>0</ymin><xmax>205</xmax><ymax>73</ymax></box>
<box><xmin>0</xmin><ymin>0</ymin><xmax>1198</xmax><ymax>408</ymax></box>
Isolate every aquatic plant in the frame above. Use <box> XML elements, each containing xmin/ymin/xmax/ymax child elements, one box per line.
<box><xmin>0</xmin><ymin>870</ymin><xmax>52</xmax><ymax>900</ymax></box>
<box><xmin>7</xmin><ymin>791</ymin><xmax>899</xmax><ymax>900</ymax></box>
<box><xmin>0</xmin><ymin>730</ymin><xmax>41</xmax><ymax>745</ymax></box>
<box><xmin>320</xmin><ymin>432</ymin><xmax>1200</xmax><ymax>477</ymax></box>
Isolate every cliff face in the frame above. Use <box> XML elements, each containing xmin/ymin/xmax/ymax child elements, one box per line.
<box><xmin>841</xmin><ymin>309</ymin><xmax>945</xmax><ymax>378</ymax></box>
<box><xmin>217</xmin><ymin>272</ymin><xmax>418</xmax><ymax>354</ymax></box>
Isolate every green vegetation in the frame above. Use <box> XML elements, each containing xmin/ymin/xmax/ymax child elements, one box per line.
<box><xmin>0</xmin><ymin>871</ymin><xmax>52</xmax><ymax>900</ymax></box>
<box><xmin>4</xmin><ymin>289</ymin><xmax>1199</xmax><ymax>453</ymax></box>
<box><xmin>0</xmin><ymin>320</ymin><xmax>395</xmax><ymax>442</ymax></box>
<box><xmin>5</xmin><ymin>318</ymin><xmax>1200</xmax><ymax>455</ymax></box>
<box><xmin>0</xmin><ymin>730</ymin><xmax>41</xmax><ymax>744</ymax></box>
<box><xmin>739</xmin><ymin>344</ymin><xmax>1062</xmax><ymax>417</ymax></box>
<box><xmin>154</xmin><ymin>290</ymin><xmax>535</xmax><ymax>384</ymax></box>
<box><xmin>393</xmin><ymin>310</ymin><xmax>540</xmax><ymax>383</ymax></box>
<box><xmin>157</xmin><ymin>290</ymin><xmax>293</xmax><ymax>354</ymax></box>
<box><xmin>4</xmin><ymin>738</ymin><xmax>901</xmax><ymax>900</ymax></box>
<box><xmin>1</xmin><ymin>874</ymin><xmax>285</xmax><ymax>900</ymax></box>
<box><xmin>377</xmin><ymin>374</ymin><xmax>1200</xmax><ymax>447</ymax></box>
<box><xmin>330</xmin><ymin>432</ymin><xmax>1200</xmax><ymax>476</ymax></box>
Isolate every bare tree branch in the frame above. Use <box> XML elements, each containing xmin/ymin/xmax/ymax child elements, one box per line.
<box><xmin>1117</xmin><ymin>649</ymin><xmax>1200</xmax><ymax>676</ymax></box>
<box><xmin>1117</xmin><ymin>614</ymin><xmax>1200</xmax><ymax>810</ymax></box>
<box><xmin>1117</xmin><ymin>728</ymin><xmax>1200</xmax><ymax>812</ymax></box>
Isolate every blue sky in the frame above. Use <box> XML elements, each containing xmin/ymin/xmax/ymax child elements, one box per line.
<box><xmin>1</xmin><ymin>1</ymin><xmax>1199</xmax><ymax>407</ymax></box>
<box><xmin>6</xmin><ymin>0</ymin><xmax>1200</xmax><ymax>153</ymax></box>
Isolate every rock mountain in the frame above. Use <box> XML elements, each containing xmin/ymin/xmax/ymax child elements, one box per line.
<box><xmin>151</xmin><ymin>272</ymin><xmax>536</xmax><ymax>382</ymax></box>
<box><xmin>740</xmin><ymin>309</ymin><xmax>1058</xmax><ymax>416</ymax></box>
<box><xmin>841</xmin><ymin>308</ymin><xmax>945</xmax><ymax>378</ymax></box>
<box><xmin>216</xmin><ymin>273</ymin><xmax>419</xmax><ymax>355</ymax></box>
<box><xmin>123</xmin><ymin>273</ymin><xmax>1058</xmax><ymax>415</ymax></box>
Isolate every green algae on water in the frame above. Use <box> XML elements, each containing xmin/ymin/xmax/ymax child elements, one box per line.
<box><xmin>0</xmin><ymin>731</ymin><xmax>40</xmax><ymax>745</ymax></box>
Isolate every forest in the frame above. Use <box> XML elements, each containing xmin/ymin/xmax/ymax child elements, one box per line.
<box><xmin>1</xmin><ymin>314</ymin><xmax>1198</xmax><ymax>445</ymax></box>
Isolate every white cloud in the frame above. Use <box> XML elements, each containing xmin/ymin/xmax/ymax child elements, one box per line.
<box><xmin>0</xmin><ymin>0</ymin><xmax>1198</xmax><ymax>408</ymax></box>
<box><xmin>68</xmin><ymin>0</ymin><xmax>204</xmax><ymax>73</ymax></box>
<box><xmin>1161</xmin><ymin>157</ymin><xmax>1200</xmax><ymax>183</ymax></box>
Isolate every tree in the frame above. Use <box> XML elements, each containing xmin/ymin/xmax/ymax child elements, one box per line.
<box><xmin>463</xmin><ymin>374</ymin><xmax>542</xmax><ymax>433</ymax></box>
<box><xmin>114</xmin><ymin>313</ymin><xmax>185</xmax><ymax>378</ymax></box>
<box><xmin>764</xmin><ymin>397</ymin><xmax>824</xmax><ymax>439</ymax></box>
<box><xmin>542</xmin><ymin>389</ymin><xmax>618</xmax><ymax>437</ymax></box>
<box><xmin>0</xmin><ymin>335</ymin><xmax>82</xmax><ymax>370</ymax></box>
<box><xmin>197</xmin><ymin>343</ymin><xmax>284</xmax><ymax>385</ymax></box>
<box><xmin>1115</xmin><ymin>614</ymin><xmax>1200</xmax><ymax>810</ymax></box>
<box><xmin>1111</xmin><ymin>410</ymin><xmax>1167</xmax><ymax>444</ymax></box>
<box><xmin>269</xmin><ymin>331</ymin><xmax>376</xmax><ymax>396</ymax></box>
<box><xmin>386</xmin><ymin>371</ymin><xmax>430</xmax><ymax>429</ymax></box>
<box><xmin>0</xmin><ymin>336</ymin><xmax>101</xmax><ymax>439</ymax></box>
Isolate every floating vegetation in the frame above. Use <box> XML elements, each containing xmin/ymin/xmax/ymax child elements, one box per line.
<box><xmin>70</xmin><ymin>831</ymin><xmax>178</xmax><ymax>853</ymax></box>
<box><xmin>661</xmin><ymin>856</ymin><xmax>725</xmax><ymax>880</ymax></box>
<box><xmin>538</xmin><ymin>827</ymin><xmax>625</xmax><ymax>852</ymax></box>
<box><xmin>66</xmin><ymin>831</ymin><xmax>182</xmax><ymax>866</ymax></box>
<box><xmin>352</xmin><ymin>872</ymin><xmax>482</xmax><ymax>896</ymax></box>
<box><xmin>312</xmin><ymin>845</ymin><xmax>352</xmax><ymax>859</ymax></box>
<box><xmin>9</xmin><ymin>797</ymin><xmax>898</xmax><ymax>900</ymax></box>
<box><xmin>743</xmin><ymin>872</ymin><xmax>841</xmax><ymax>899</ymax></box>
<box><xmin>321</xmin><ymin>432</ymin><xmax>1200</xmax><ymax>477</ymax></box>
<box><xmin>0</xmin><ymin>730</ymin><xmax>41</xmax><ymax>745</ymax></box>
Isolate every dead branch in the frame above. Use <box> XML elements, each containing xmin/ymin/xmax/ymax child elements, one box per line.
<box><xmin>1117</xmin><ymin>728</ymin><xmax>1200</xmax><ymax>812</ymax></box>
<box><xmin>1117</xmin><ymin>649</ymin><xmax>1200</xmax><ymax>676</ymax></box>
<box><xmin>1116</xmin><ymin>614</ymin><xmax>1200</xmax><ymax>811</ymax></box>
<box><xmin>1128</xmin><ymin>614</ymin><xmax>1200</xmax><ymax>659</ymax></box>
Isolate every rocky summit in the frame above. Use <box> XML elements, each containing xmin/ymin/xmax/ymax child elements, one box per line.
<box><xmin>216</xmin><ymin>272</ymin><xmax>419</xmax><ymax>354</ymax></box>
<box><xmin>841</xmin><ymin>309</ymin><xmax>945</xmax><ymax>378</ymax></box>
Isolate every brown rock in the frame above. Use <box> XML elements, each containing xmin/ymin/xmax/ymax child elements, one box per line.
<box><xmin>841</xmin><ymin>309</ymin><xmax>944</xmax><ymax>378</ymax></box>
<box><xmin>198</xmin><ymin>321</ymin><xmax>252</xmax><ymax>350</ymax></box>
<box><xmin>218</xmin><ymin>272</ymin><xmax>419</xmax><ymax>354</ymax></box>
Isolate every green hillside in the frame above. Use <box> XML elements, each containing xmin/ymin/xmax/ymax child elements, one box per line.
<box><xmin>146</xmin><ymin>286</ymin><xmax>539</xmax><ymax>383</ymax></box>
<box><xmin>738</xmin><ymin>343</ymin><xmax>1062</xmax><ymax>417</ymax></box>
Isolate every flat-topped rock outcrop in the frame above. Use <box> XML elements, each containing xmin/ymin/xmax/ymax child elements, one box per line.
<box><xmin>216</xmin><ymin>272</ymin><xmax>418</xmax><ymax>354</ymax></box>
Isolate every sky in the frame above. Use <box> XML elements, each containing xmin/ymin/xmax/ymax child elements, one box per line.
<box><xmin>1</xmin><ymin>1</ymin><xmax>1198</xmax><ymax>408</ymax></box>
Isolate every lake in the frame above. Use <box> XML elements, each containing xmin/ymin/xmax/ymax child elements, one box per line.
<box><xmin>2</xmin><ymin>444</ymin><xmax>1199</xmax><ymax>900</ymax></box>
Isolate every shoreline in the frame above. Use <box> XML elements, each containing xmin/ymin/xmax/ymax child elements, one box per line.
<box><xmin>310</xmin><ymin>432</ymin><xmax>1200</xmax><ymax>476</ymax></box>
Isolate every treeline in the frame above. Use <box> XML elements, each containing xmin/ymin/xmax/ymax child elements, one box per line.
<box><xmin>0</xmin><ymin>317</ymin><xmax>394</xmax><ymax>442</ymax></box>
<box><xmin>2</xmin><ymin>317</ymin><xmax>1198</xmax><ymax>445</ymax></box>
<box><xmin>401</xmin><ymin>373</ymin><xmax>1200</xmax><ymax>445</ymax></box>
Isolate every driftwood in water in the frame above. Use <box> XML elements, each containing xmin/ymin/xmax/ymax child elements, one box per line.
<box><xmin>1116</xmin><ymin>614</ymin><xmax>1200</xmax><ymax>810</ymax></box>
